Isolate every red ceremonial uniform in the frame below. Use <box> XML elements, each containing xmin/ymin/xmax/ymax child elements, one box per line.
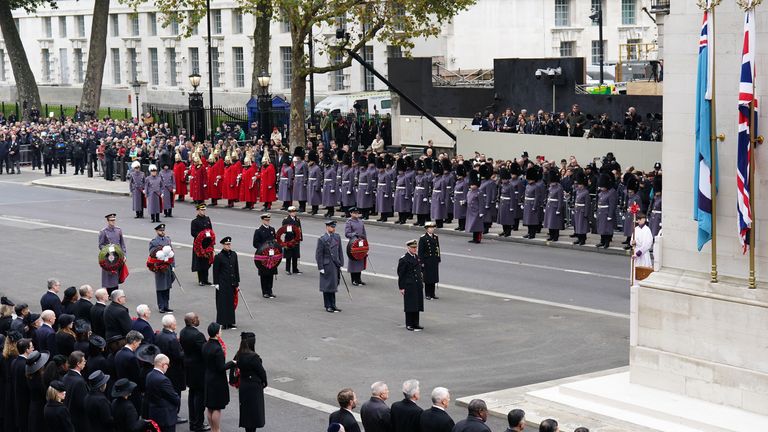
<box><xmin>225</xmin><ymin>160</ymin><xmax>242</xmax><ymax>201</ymax></box>
<box><xmin>259</xmin><ymin>163</ymin><xmax>277</xmax><ymax>203</ymax></box>
<box><xmin>240</xmin><ymin>164</ymin><xmax>259</xmax><ymax>203</ymax></box>
<box><xmin>173</xmin><ymin>161</ymin><xmax>188</xmax><ymax>200</ymax></box>
<box><xmin>207</xmin><ymin>159</ymin><xmax>224</xmax><ymax>200</ymax></box>
<box><xmin>189</xmin><ymin>163</ymin><xmax>207</xmax><ymax>202</ymax></box>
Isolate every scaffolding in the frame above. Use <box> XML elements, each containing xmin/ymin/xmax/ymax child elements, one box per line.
<box><xmin>431</xmin><ymin>60</ymin><xmax>495</xmax><ymax>88</ymax></box>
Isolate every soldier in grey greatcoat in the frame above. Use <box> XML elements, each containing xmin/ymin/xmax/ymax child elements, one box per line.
<box><xmin>510</xmin><ymin>163</ymin><xmax>525</xmax><ymax>231</ymax></box>
<box><xmin>442</xmin><ymin>159</ymin><xmax>456</xmax><ymax>224</ymax></box>
<box><xmin>129</xmin><ymin>161</ymin><xmax>146</xmax><ymax>218</ymax></box>
<box><xmin>571</xmin><ymin>172</ymin><xmax>591</xmax><ymax>245</ymax></box>
<box><xmin>316</xmin><ymin>221</ymin><xmax>344</xmax><ymax>313</ymax></box>
<box><xmin>344</xmin><ymin>208</ymin><xmax>367</xmax><ymax>286</ymax></box>
<box><xmin>375</xmin><ymin>157</ymin><xmax>394</xmax><ymax>222</ymax></box>
<box><xmin>292</xmin><ymin>147</ymin><xmax>308</xmax><ymax>212</ymax></box>
<box><xmin>307</xmin><ymin>151</ymin><xmax>323</xmax><ymax>215</ymax></box>
<box><xmin>535</xmin><ymin>170</ymin><xmax>547</xmax><ymax>233</ymax></box>
<box><xmin>649</xmin><ymin>175</ymin><xmax>662</xmax><ymax>237</ymax></box>
<box><xmin>429</xmin><ymin>163</ymin><xmax>447</xmax><ymax>227</ymax></box>
<box><xmin>159</xmin><ymin>163</ymin><xmax>175</xmax><ymax>218</ymax></box>
<box><xmin>321</xmin><ymin>153</ymin><xmax>338</xmax><ymax>217</ymax></box>
<box><xmin>149</xmin><ymin>224</ymin><xmax>174</xmax><ymax>313</ymax></box>
<box><xmin>543</xmin><ymin>169</ymin><xmax>565</xmax><ymax>242</ymax></box>
<box><xmin>394</xmin><ymin>158</ymin><xmax>412</xmax><ymax>224</ymax></box>
<box><xmin>452</xmin><ymin>164</ymin><xmax>468</xmax><ymax>231</ymax></box>
<box><xmin>145</xmin><ymin>164</ymin><xmax>164</xmax><ymax>223</ymax></box>
<box><xmin>595</xmin><ymin>173</ymin><xmax>618</xmax><ymax>249</ymax></box>
<box><xmin>622</xmin><ymin>176</ymin><xmax>642</xmax><ymax>250</ymax></box>
<box><xmin>497</xmin><ymin>168</ymin><xmax>514</xmax><ymax>237</ymax></box>
<box><xmin>340</xmin><ymin>154</ymin><xmax>357</xmax><ymax>216</ymax></box>
<box><xmin>478</xmin><ymin>164</ymin><xmax>496</xmax><ymax>234</ymax></box>
<box><xmin>465</xmin><ymin>171</ymin><xmax>484</xmax><ymax>243</ymax></box>
<box><xmin>356</xmin><ymin>154</ymin><xmax>375</xmax><ymax>219</ymax></box>
<box><xmin>98</xmin><ymin>213</ymin><xmax>127</xmax><ymax>294</ymax></box>
<box><xmin>522</xmin><ymin>168</ymin><xmax>543</xmax><ymax>239</ymax></box>
<box><xmin>411</xmin><ymin>160</ymin><xmax>431</xmax><ymax>226</ymax></box>
<box><xmin>278</xmin><ymin>154</ymin><xmax>294</xmax><ymax>210</ymax></box>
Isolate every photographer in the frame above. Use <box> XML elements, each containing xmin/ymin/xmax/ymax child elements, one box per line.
<box><xmin>624</xmin><ymin>107</ymin><xmax>640</xmax><ymax>140</ymax></box>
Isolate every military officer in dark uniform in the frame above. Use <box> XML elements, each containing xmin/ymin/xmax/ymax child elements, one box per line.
<box><xmin>190</xmin><ymin>204</ymin><xmax>214</xmax><ymax>286</ymax></box>
<box><xmin>595</xmin><ymin>174</ymin><xmax>618</xmax><ymax>249</ymax></box>
<box><xmin>281</xmin><ymin>206</ymin><xmax>303</xmax><ymax>275</ymax></box>
<box><xmin>571</xmin><ymin>171</ymin><xmax>591</xmax><ymax>246</ymax></box>
<box><xmin>316</xmin><ymin>221</ymin><xmax>344</xmax><ymax>313</ymax></box>
<box><xmin>149</xmin><ymin>223</ymin><xmax>174</xmax><ymax>312</ymax></box>
<box><xmin>253</xmin><ymin>214</ymin><xmax>278</xmax><ymax>298</ymax></box>
<box><xmin>398</xmin><ymin>239</ymin><xmax>424</xmax><ymax>331</ymax></box>
<box><xmin>99</xmin><ymin>213</ymin><xmax>127</xmax><ymax>295</ymax></box>
<box><xmin>622</xmin><ymin>176</ymin><xmax>642</xmax><ymax>250</ymax></box>
<box><xmin>522</xmin><ymin>168</ymin><xmax>543</xmax><ymax>239</ymax></box>
<box><xmin>543</xmin><ymin>170</ymin><xmax>565</xmax><ymax>242</ymax></box>
<box><xmin>212</xmin><ymin>237</ymin><xmax>239</xmax><ymax>330</ymax></box>
<box><xmin>418</xmin><ymin>222</ymin><xmax>441</xmax><ymax>300</ymax></box>
<box><xmin>649</xmin><ymin>175</ymin><xmax>662</xmax><ymax>237</ymax></box>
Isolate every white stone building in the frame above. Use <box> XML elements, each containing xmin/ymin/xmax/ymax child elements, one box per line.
<box><xmin>0</xmin><ymin>0</ymin><xmax>657</xmax><ymax>111</ymax></box>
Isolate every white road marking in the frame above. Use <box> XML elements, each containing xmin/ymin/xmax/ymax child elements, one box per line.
<box><xmin>264</xmin><ymin>387</ymin><xmax>362</xmax><ymax>422</ymax></box>
<box><xmin>0</xmin><ymin>197</ymin><xmax>113</xmax><ymax>206</ymax></box>
<box><xmin>173</xmin><ymin>217</ymin><xmax>628</xmax><ymax>282</ymax></box>
<box><xmin>0</xmin><ymin>215</ymin><xmax>628</xmax><ymax>320</ymax></box>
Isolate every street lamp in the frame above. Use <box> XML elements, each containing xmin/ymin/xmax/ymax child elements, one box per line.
<box><xmin>535</xmin><ymin>68</ymin><xmax>562</xmax><ymax>113</ymax></box>
<box><xmin>130</xmin><ymin>80</ymin><xmax>142</xmax><ymax>120</ymax></box>
<box><xmin>188</xmin><ymin>71</ymin><xmax>205</xmax><ymax>142</ymax></box>
<box><xmin>257</xmin><ymin>70</ymin><xmax>272</xmax><ymax>141</ymax></box>
<box><xmin>590</xmin><ymin>5</ymin><xmax>605</xmax><ymax>85</ymax></box>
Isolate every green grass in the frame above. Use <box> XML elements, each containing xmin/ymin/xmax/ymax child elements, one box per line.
<box><xmin>0</xmin><ymin>102</ymin><xmax>132</xmax><ymax>121</ymax></box>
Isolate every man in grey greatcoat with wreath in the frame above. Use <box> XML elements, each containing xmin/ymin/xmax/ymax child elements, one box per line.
<box><xmin>316</xmin><ymin>221</ymin><xmax>344</xmax><ymax>313</ymax></box>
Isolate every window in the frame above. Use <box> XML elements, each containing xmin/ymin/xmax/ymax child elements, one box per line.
<box><xmin>387</xmin><ymin>45</ymin><xmax>402</xmax><ymax>59</ymax></box>
<box><xmin>188</xmin><ymin>11</ymin><xmax>198</xmax><ymax>35</ymax></box>
<box><xmin>591</xmin><ymin>0</ymin><xmax>603</xmax><ymax>25</ymax></box>
<box><xmin>77</xmin><ymin>16</ymin><xmax>85</xmax><ymax>37</ymax></box>
<box><xmin>131</xmin><ymin>14</ymin><xmax>140</xmax><ymax>36</ymax></box>
<box><xmin>232</xmin><ymin>10</ymin><xmax>243</xmax><ymax>34</ymax></box>
<box><xmin>0</xmin><ymin>49</ymin><xmax>5</xmax><ymax>81</ymax></box>
<box><xmin>148</xmin><ymin>13</ymin><xmax>157</xmax><ymax>36</ymax></box>
<box><xmin>362</xmin><ymin>46</ymin><xmax>374</xmax><ymax>91</ymax></box>
<box><xmin>332</xmin><ymin>53</ymin><xmax>345</xmax><ymax>91</ymax></box>
<box><xmin>280</xmin><ymin>14</ymin><xmax>290</xmax><ymax>33</ymax></box>
<box><xmin>560</xmin><ymin>41</ymin><xmax>574</xmax><ymax>57</ymax></box>
<box><xmin>166</xmin><ymin>48</ymin><xmax>177</xmax><ymax>86</ymax></box>
<box><xmin>211</xmin><ymin>49</ymin><xmax>220</xmax><ymax>87</ymax></box>
<box><xmin>554</xmin><ymin>0</ymin><xmax>570</xmax><ymax>27</ymax></box>
<box><xmin>393</xmin><ymin>6</ymin><xmax>406</xmax><ymax>32</ymax></box>
<box><xmin>43</xmin><ymin>17</ymin><xmax>52</xmax><ymax>38</ymax></box>
<box><xmin>233</xmin><ymin>47</ymin><xmax>244</xmax><ymax>87</ymax></box>
<box><xmin>111</xmin><ymin>48</ymin><xmax>121</xmax><ymax>84</ymax></box>
<box><xmin>170</xmin><ymin>19</ymin><xmax>179</xmax><ymax>36</ymax></box>
<box><xmin>149</xmin><ymin>48</ymin><xmax>159</xmax><ymax>85</ymax></box>
<box><xmin>74</xmin><ymin>49</ymin><xmax>84</xmax><ymax>83</ymax></box>
<box><xmin>128</xmin><ymin>48</ymin><xmax>138</xmax><ymax>82</ymax></box>
<box><xmin>626</xmin><ymin>38</ymin><xmax>642</xmax><ymax>60</ymax></box>
<box><xmin>110</xmin><ymin>14</ymin><xmax>119</xmax><ymax>37</ymax></box>
<box><xmin>59</xmin><ymin>48</ymin><xmax>69</xmax><ymax>84</ymax></box>
<box><xmin>591</xmin><ymin>40</ymin><xmax>606</xmax><ymax>65</ymax></box>
<box><xmin>213</xmin><ymin>10</ymin><xmax>222</xmax><ymax>34</ymax></box>
<box><xmin>622</xmin><ymin>0</ymin><xmax>636</xmax><ymax>25</ymax></box>
<box><xmin>41</xmin><ymin>49</ymin><xmax>51</xmax><ymax>81</ymax></box>
<box><xmin>189</xmin><ymin>47</ymin><xmax>200</xmax><ymax>74</ymax></box>
<box><xmin>59</xmin><ymin>16</ymin><xmax>67</xmax><ymax>38</ymax></box>
<box><xmin>280</xmin><ymin>47</ymin><xmax>292</xmax><ymax>89</ymax></box>
<box><xmin>334</xmin><ymin>14</ymin><xmax>346</xmax><ymax>30</ymax></box>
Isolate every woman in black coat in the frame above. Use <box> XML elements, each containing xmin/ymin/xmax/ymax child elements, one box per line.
<box><xmin>43</xmin><ymin>380</ymin><xmax>74</xmax><ymax>432</ymax></box>
<box><xmin>2</xmin><ymin>333</ymin><xmax>20</xmax><ymax>432</ymax></box>
<box><xmin>234</xmin><ymin>332</ymin><xmax>268</xmax><ymax>431</ymax></box>
<box><xmin>26</xmin><ymin>351</ymin><xmax>50</xmax><ymax>432</ymax></box>
<box><xmin>201</xmin><ymin>323</ymin><xmax>235</xmax><ymax>432</ymax></box>
<box><xmin>54</xmin><ymin>315</ymin><xmax>77</xmax><ymax>358</ymax></box>
<box><xmin>111</xmin><ymin>379</ymin><xmax>148</xmax><ymax>432</ymax></box>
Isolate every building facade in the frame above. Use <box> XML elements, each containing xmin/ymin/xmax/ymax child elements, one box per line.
<box><xmin>0</xmin><ymin>0</ymin><xmax>656</xmax><ymax>110</ymax></box>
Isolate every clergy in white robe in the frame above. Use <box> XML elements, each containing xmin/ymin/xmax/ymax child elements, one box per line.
<box><xmin>632</xmin><ymin>214</ymin><xmax>654</xmax><ymax>268</ymax></box>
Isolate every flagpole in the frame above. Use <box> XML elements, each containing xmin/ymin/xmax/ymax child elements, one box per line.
<box><xmin>748</xmin><ymin>99</ymin><xmax>757</xmax><ymax>288</ymax></box>
<box><xmin>709</xmin><ymin>4</ymin><xmax>719</xmax><ymax>283</ymax></box>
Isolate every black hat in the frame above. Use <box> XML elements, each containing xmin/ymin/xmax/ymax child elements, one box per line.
<box><xmin>196</xmin><ymin>204</ymin><xmax>207</xmax><ymax>210</ymax></box>
<box><xmin>14</xmin><ymin>303</ymin><xmax>28</xmax><ymax>315</ymax></box>
<box><xmin>25</xmin><ymin>351</ymin><xmax>49</xmax><ymax>375</ymax></box>
<box><xmin>432</xmin><ymin>162</ymin><xmax>443</xmax><ymax>175</ymax></box>
<box><xmin>405</xmin><ymin>156</ymin><xmax>414</xmax><ymax>170</ymax></box>
<box><xmin>74</xmin><ymin>319</ymin><xmax>90</xmax><ymax>335</ymax></box>
<box><xmin>207</xmin><ymin>322</ymin><xmax>221</xmax><ymax>338</ymax></box>
<box><xmin>280</xmin><ymin>154</ymin><xmax>292</xmax><ymax>166</ymax></box>
<box><xmin>63</xmin><ymin>287</ymin><xmax>77</xmax><ymax>301</ymax></box>
<box><xmin>441</xmin><ymin>158</ymin><xmax>452</xmax><ymax>173</ymax></box>
<box><xmin>367</xmin><ymin>153</ymin><xmax>377</xmax><ymax>166</ymax></box>
<box><xmin>521</xmin><ymin>151</ymin><xmax>529</xmax><ymax>158</ymax></box>
<box><xmin>654</xmin><ymin>161</ymin><xmax>662</xmax><ymax>170</ymax></box>
<box><xmin>469</xmin><ymin>170</ymin><xmax>481</xmax><ymax>186</ymax></box>
<box><xmin>308</xmin><ymin>150</ymin><xmax>319</xmax><ymax>163</ymax></box>
<box><xmin>499</xmin><ymin>168</ymin><xmax>511</xmax><ymax>180</ymax></box>
<box><xmin>455</xmin><ymin>164</ymin><xmax>466</xmax><ymax>177</ymax></box>
<box><xmin>220</xmin><ymin>236</ymin><xmax>232</xmax><ymax>244</ymax></box>
<box><xmin>626</xmin><ymin>176</ymin><xmax>639</xmax><ymax>192</ymax></box>
<box><xmin>293</xmin><ymin>146</ymin><xmax>305</xmax><ymax>158</ymax></box>
<box><xmin>653</xmin><ymin>175</ymin><xmax>662</xmax><ymax>194</ymax></box>
<box><xmin>105</xmin><ymin>213</ymin><xmax>116</xmax><ymax>219</ymax></box>
<box><xmin>322</xmin><ymin>152</ymin><xmax>333</xmax><ymax>166</ymax></box>
<box><xmin>376</xmin><ymin>157</ymin><xmax>386</xmax><ymax>169</ymax></box>
<box><xmin>58</xmin><ymin>314</ymin><xmax>75</xmax><ymax>328</ymax></box>
<box><xmin>325</xmin><ymin>220</ymin><xmax>337</xmax><ymax>227</ymax></box>
<box><xmin>547</xmin><ymin>169</ymin><xmax>561</xmax><ymax>184</ymax></box>
<box><xmin>342</xmin><ymin>153</ymin><xmax>352</xmax><ymax>166</ymax></box>
<box><xmin>349</xmin><ymin>207</ymin><xmax>360</xmax><ymax>214</ymax></box>
<box><xmin>136</xmin><ymin>344</ymin><xmax>161</xmax><ymax>364</ymax></box>
<box><xmin>111</xmin><ymin>378</ymin><xmax>137</xmax><ymax>398</ymax></box>
<box><xmin>509</xmin><ymin>162</ymin><xmax>521</xmax><ymax>176</ymax></box>
<box><xmin>396</xmin><ymin>158</ymin><xmax>406</xmax><ymax>172</ymax></box>
<box><xmin>49</xmin><ymin>380</ymin><xmax>67</xmax><ymax>392</ymax></box>
<box><xmin>88</xmin><ymin>370</ymin><xmax>110</xmax><ymax>389</ymax></box>
<box><xmin>479</xmin><ymin>164</ymin><xmax>492</xmax><ymax>180</ymax></box>
<box><xmin>240</xmin><ymin>332</ymin><xmax>256</xmax><ymax>341</ymax></box>
<box><xmin>573</xmin><ymin>171</ymin><xmax>586</xmax><ymax>186</ymax></box>
<box><xmin>415</xmin><ymin>159</ymin><xmax>425</xmax><ymax>172</ymax></box>
<box><xmin>89</xmin><ymin>335</ymin><xmax>106</xmax><ymax>349</ymax></box>
<box><xmin>526</xmin><ymin>167</ymin><xmax>539</xmax><ymax>182</ymax></box>
<box><xmin>7</xmin><ymin>330</ymin><xmax>22</xmax><ymax>343</ymax></box>
<box><xmin>24</xmin><ymin>313</ymin><xmax>41</xmax><ymax>326</ymax></box>
<box><xmin>424</xmin><ymin>158</ymin><xmax>433</xmax><ymax>171</ymax></box>
<box><xmin>154</xmin><ymin>224</ymin><xmax>166</xmax><ymax>231</ymax></box>
<box><xmin>0</xmin><ymin>297</ymin><xmax>13</xmax><ymax>307</ymax></box>
<box><xmin>106</xmin><ymin>335</ymin><xmax>124</xmax><ymax>345</ymax></box>
<box><xmin>598</xmin><ymin>173</ymin><xmax>612</xmax><ymax>189</ymax></box>
<box><xmin>384</xmin><ymin>153</ymin><xmax>395</xmax><ymax>167</ymax></box>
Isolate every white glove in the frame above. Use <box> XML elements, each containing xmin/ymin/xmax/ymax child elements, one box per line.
<box><xmin>347</xmin><ymin>191</ymin><xmax>352</xmax><ymax>195</ymax></box>
<box><xmin>189</xmin><ymin>176</ymin><xmax>194</xmax><ymax>180</ymax></box>
<box><xmin>608</xmin><ymin>218</ymin><xmax>612</xmax><ymax>221</ymax></box>
<box><xmin>460</xmin><ymin>200</ymin><xmax>466</xmax><ymax>205</ymax></box>
<box><xmin>319</xmin><ymin>269</ymin><xmax>325</xmax><ymax>274</ymax></box>
<box><xmin>479</xmin><ymin>214</ymin><xmax>484</xmax><ymax>218</ymax></box>
<box><xmin>423</xmin><ymin>198</ymin><xmax>428</xmax><ymax>202</ymax></box>
<box><xmin>331</xmin><ymin>190</ymin><xmax>335</xmax><ymax>193</ymax></box>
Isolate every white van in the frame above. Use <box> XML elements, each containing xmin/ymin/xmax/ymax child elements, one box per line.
<box><xmin>314</xmin><ymin>91</ymin><xmax>392</xmax><ymax>117</ymax></box>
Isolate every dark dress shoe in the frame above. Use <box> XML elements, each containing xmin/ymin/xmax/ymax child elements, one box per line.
<box><xmin>595</xmin><ymin>243</ymin><xmax>604</xmax><ymax>248</ymax></box>
<box><xmin>199</xmin><ymin>282</ymin><xmax>206</xmax><ymax>286</ymax></box>
<box><xmin>175</xmin><ymin>418</ymin><xmax>188</xmax><ymax>424</ymax></box>
<box><xmin>431</xmin><ymin>296</ymin><xmax>439</xmax><ymax>300</ymax></box>
<box><xmin>326</xmin><ymin>308</ymin><xmax>335</xmax><ymax>313</ymax></box>
<box><xmin>425</xmin><ymin>297</ymin><xmax>432</xmax><ymax>300</ymax></box>
<box><xmin>263</xmin><ymin>294</ymin><xmax>271</xmax><ymax>298</ymax></box>
<box><xmin>269</xmin><ymin>294</ymin><xmax>276</xmax><ymax>298</ymax></box>
<box><xmin>406</xmin><ymin>326</ymin><xmax>415</xmax><ymax>331</ymax></box>
<box><xmin>333</xmin><ymin>307</ymin><xmax>342</xmax><ymax>312</ymax></box>
<box><xmin>164</xmin><ymin>308</ymin><xmax>173</xmax><ymax>312</ymax></box>
<box><xmin>352</xmin><ymin>281</ymin><xmax>360</xmax><ymax>286</ymax></box>
<box><xmin>358</xmin><ymin>281</ymin><xmax>366</xmax><ymax>286</ymax></box>
<box><xmin>293</xmin><ymin>270</ymin><xmax>302</xmax><ymax>274</ymax></box>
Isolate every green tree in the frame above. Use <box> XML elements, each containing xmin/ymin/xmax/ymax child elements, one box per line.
<box><xmin>0</xmin><ymin>0</ymin><xmax>55</xmax><ymax>118</ymax></box>
<box><xmin>150</xmin><ymin>0</ymin><xmax>475</xmax><ymax>146</ymax></box>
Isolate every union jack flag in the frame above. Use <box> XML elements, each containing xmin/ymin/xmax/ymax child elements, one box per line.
<box><xmin>737</xmin><ymin>7</ymin><xmax>758</xmax><ymax>252</ymax></box>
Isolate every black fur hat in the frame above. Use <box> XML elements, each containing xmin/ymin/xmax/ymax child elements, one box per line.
<box><xmin>342</xmin><ymin>152</ymin><xmax>352</xmax><ymax>166</ymax></box>
<box><xmin>455</xmin><ymin>164</ymin><xmax>466</xmax><ymax>177</ymax></box>
<box><xmin>424</xmin><ymin>158</ymin><xmax>433</xmax><ymax>171</ymax></box>
<box><xmin>526</xmin><ymin>167</ymin><xmax>539</xmax><ymax>182</ymax></box>
<box><xmin>376</xmin><ymin>157</ymin><xmax>386</xmax><ymax>169</ymax></box>
<box><xmin>441</xmin><ymin>158</ymin><xmax>452</xmax><ymax>173</ymax></box>
<box><xmin>293</xmin><ymin>146</ymin><xmax>305</xmax><ymax>158</ymax></box>
<box><xmin>307</xmin><ymin>150</ymin><xmax>319</xmax><ymax>163</ymax></box>
<box><xmin>415</xmin><ymin>159</ymin><xmax>425</xmax><ymax>171</ymax></box>
<box><xmin>432</xmin><ymin>162</ymin><xmax>443</xmax><ymax>175</ymax></box>
<box><xmin>499</xmin><ymin>168</ymin><xmax>511</xmax><ymax>180</ymax></box>
<box><xmin>547</xmin><ymin>169</ymin><xmax>561</xmax><ymax>184</ymax></box>
<box><xmin>479</xmin><ymin>164</ymin><xmax>492</xmax><ymax>180</ymax></box>
<box><xmin>509</xmin><ymin>162</ymin><xmax>521</xmax><ymax>176</ymax></box>
<box><xmin>598</xmin><ymin>173</ymin><xmax>612</xmax><ymax>189</ymax></box>
<box><xmin>469</xmin><ymin>170</ymin><xmax>481</xmax><ymax>186</ymax></box>
<box><xmin>367</xmin><ymin>153</ymin><xmax>377</xmax><ymax>166</ymax></box>
<box><xmin>573</xmin><ymin>170</ymin><xmax>586</xmax><ymax>185</ymax></box>
<box><xmin>384</xmin><ymin>153</ymin><xmax>395</xmax><ymax>167</ymax></box>
<box><xmin>322</xmin><ymin>152</ymin><xmax>333</xmax><ymax>166</ymax></box>
<box><xmin>653</xmin><ymin>175</ymin><xmax>662</xmax><ymax>194</ymax></box>
<box><xmin>396</xmin><ymin>157</ymin><xmax>406</xmax><ymax>172</ymax></box>
<box><xmin>626</xmin><ymin>176</ymin><xmax>639</xmax><ymax>192</ymax></box>
<box><xmin>280</xmin><ymin>153</ymin><xmax>292</xmax><ymax>166</ymax></box>
<box><xmin>405</xmin><ymin>156</ymin><xmax>415</xmax><ymax>170</ymax></box>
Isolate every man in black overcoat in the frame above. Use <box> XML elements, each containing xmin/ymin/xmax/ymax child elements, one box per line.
<box><xmin>115</xmin><ymin>331</ymin><xmax>144</xmax><ymax>412</ymax></box>
<box><xmin>179</xmin><ymin>313</ymin><xmax>208</xmax><ymax>432</ymax></box>
<box><xmin>419</xmin><ymin>387</ymin><xmax>454</xmax><ymax>432</ymax></box>
<box><xmin>328</xmin><ymin>388</ymin><xmax>361</xmax><ymax>432</ymax></box>
<box><xmin>390</xmin><ymin>379</ymin><xmax>423</xmax><ymax>432</ymax></box>
<box><xmin>104</xmin><ymin>290</ymin><xmax>132</xmax><ymax>340</ymax></box>
<box><xmin>281</xmin><ymin>207</ymin><xmax>303</xmax><ymax>275</ymax></box>
<box><xmin>191</xmin><ymin>204</ymin><xmax>214</xmax><ymax>286</ymax></box>
<box><xmin>397</xmin><ymin>240</ymin><xmax>424</xmax><ymax>331</ymax></box>
<box><xmin>451</xmin><ymin>399</ymin><xmax>492</xmax><ymax>432</ymax></box>
<box><xmin>155</xmin><ymin>315</ymin><xmax>186</xmax><ymax>424</ymax></box>
<box><xmin>84</xmin><ymin>371</ymin><xmax>114</xmax><ymax>432</ymax></box>
<box><xmin>252</xmin><ymin>214</ymin><xmax>278</xmax><ymax>298</ymax></box>
<box><xmin>146</xmin><ymin>354</ymin><xmax>181</xmax><ymax>432</ymax></box>
<box><xmin>418</xmin><ymin>222</ymin><xmax>441</xmax><ymax>300</ymax></box>
<box><xmin>212</xmin><ymin>237</ymin><xmax>240</xmax><ymax>329</ymax></box>
<box><xmin>62</xmin><ymin>351</ymin><xmax>89</xmax><ymax>432</ymax></box>
<box><xmin>360</xmin><ymin>381</ymin><xmax>391</xmax><ymax>432</ymax></box>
